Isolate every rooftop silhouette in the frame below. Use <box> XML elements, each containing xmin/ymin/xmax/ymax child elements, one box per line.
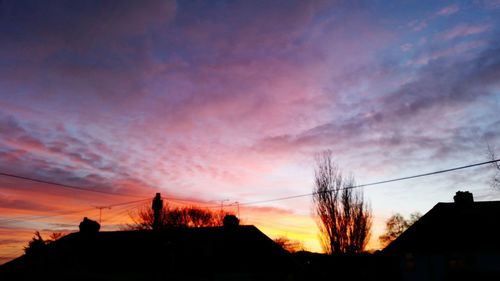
<box><xmin>384</xmin><ymin>191</ymin><xmax>500</xmax><ymax>280</ymax></box>
<box><xmin>0</xmin><ymin>222</ymin><xmax>298</xmax><ymax>281</ymax></box>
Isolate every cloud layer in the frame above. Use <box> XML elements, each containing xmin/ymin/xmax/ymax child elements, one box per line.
<box><xmin>1</xmin><ymin>0</ymin><xmax>500</xmax><ymax>260</ymax></box>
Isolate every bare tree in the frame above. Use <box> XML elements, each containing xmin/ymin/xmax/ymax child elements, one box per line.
<box><xmin>48</xmin><ymin>232</ymin><xmax>64</xmax><ymax>242</ymax></box>
<box><xmin>313</xmin><ymin>150</ymin><xmax>372</xmax><ymax>254</ymax></box>
<box><xmin>487</xmin><ymin>144</ymin><xmax>500</xmax><ymax>189</ymax></box>
<box><xmin>128</xmin><ymin>204</ymin><xmax>226</xmax><ymax>230</ymax></box>
<box><xmin>274</xmin><ymin>236</ymin><xmax>305</xmax><ymax>253</ymax></box>
<box><xmin>24</xmin><ymin>231</ymin><xmax>45</xmax><ymax>255</ymax></box>
<box><xmin>24</xmin><ymin>231</ymin><xmax>65</xmax><ymax>255</ymax></box>
<box><xmin>378</xmin><ymin>212</ymin><xmax>421</xmax><ymax>247</ymax></box>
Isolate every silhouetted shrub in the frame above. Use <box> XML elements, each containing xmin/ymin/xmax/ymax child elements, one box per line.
<box><xmin>24</xmin><ymin>231</ymin><xmax>46</xmax><ymax>255</ymax></box>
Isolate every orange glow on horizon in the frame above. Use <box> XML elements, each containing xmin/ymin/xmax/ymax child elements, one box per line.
<box><xmin>0</xmin><ymin>192</ymin><xmax>388</xmax><ymax>265</ymax></box>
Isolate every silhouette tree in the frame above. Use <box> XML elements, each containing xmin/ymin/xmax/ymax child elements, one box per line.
<box><xmin>274</xmin><ymin>236</ymin><xmax>304</xmax><ymax>253</ymax></box>
<box><xmin>24</xmin><ymin>231</ymin><xmax>45</xmax><ymax>255</ymax></box>
<box><xmin>186</xmin><ymin>207</ymin><xmax>222</xmax><ymax>227</ymax></box>
<box><xmin>312</xmin><ymin>150</ymin><xmax>372</xmax><ymax>254</ymax></box>
<box><xmin>378</xmin><ymin>212</ymin><xmax>421</xmax><ymax>247</ymax></box>
<box><xmin>23</xmin><ymin>231</ymin><xmax>65</xmax><ymax>255</ymax></box>
<box><xmin>129</xmin><ymin>204</ymin><xmax>226</xmax><ymax>230</ymax></box>
<box><xmin>48</xmin><ymin>232</ymin><xmax>63</xmax><ymax>241</ymax></box>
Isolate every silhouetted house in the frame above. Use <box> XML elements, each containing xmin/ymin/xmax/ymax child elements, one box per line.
<box><xmin>0</xmin><ymin>224</ymin><xmax>299</xmax><ymax>281</ymax></box>
<box><xmin>384</xmin><ymin>191</ymin><xmax>500</xmax><ymax>280</ymax></box>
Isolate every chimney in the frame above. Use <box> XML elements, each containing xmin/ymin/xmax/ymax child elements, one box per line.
<box><xmin>453</xmin><ymin>191</ymin><xmax>473</xmax><ymax>205</ymax></box>
<box><xmin>223</xmin><ymin>214</ymin><xmax>240</xmax><ymax>229</ymax></box>
<box><xmin>152</xmin><ymin>193</ymin><xmax>163</xmax><ymax>230</ymax></box>
<box><xmin>79</xmin><ymin>217</ymin><xmax>100</xmax><ymax>234</ymax></box>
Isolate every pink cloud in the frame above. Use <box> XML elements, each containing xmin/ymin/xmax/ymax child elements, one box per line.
<box><xmin>2</xmin><ymin>1</ymin><xmax>500</xmax><ymax>262</ymax></box>
<box><xmin>439</xmin><ymin>24</ymin><xmax>491</xmax><ymax>40</ymax></box>
<box><xmin>436</xmin><ymin>4</ymin><xmax>460</xmax><ymax>16</ymax></box>
<box><xmin>241</xmin><ymin>206</ymin><xmax>295</xmax><ymax>216</ymax></box>
<box><xmin>409</xmin><ymin>19</ymin><xmax>428</xmax><ymax>31</ymax></box>
<box><xmin>411</xmin><ymin>40</ymin><xmax>486</xmax><ymax>65</ymax></box>
<box><xmin>408</xmin><ymin>4</ymin><xmax>459</xmax><ymax>33</ymax></box>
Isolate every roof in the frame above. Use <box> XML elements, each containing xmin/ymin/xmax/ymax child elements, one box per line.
<box><xmin>384</xmin><ymin>200</ymin><xmax>500</xmax><ymax>254</ymax></box>
<box><xmin>0</xmin><ymin>225</ymin><xmax>299</xmax><ymax>280</ymax></box>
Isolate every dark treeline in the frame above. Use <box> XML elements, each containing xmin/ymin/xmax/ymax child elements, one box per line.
<box><xmin>129</xmin><ymin>203</ymin><xmax>227</xmax><ymax>230</ymax></box>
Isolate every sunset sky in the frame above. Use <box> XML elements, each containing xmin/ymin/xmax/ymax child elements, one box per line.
<box><xmin>1</xmin><ymin>0</ymin><xmax>500</xmax><ymax>264</ymax></box>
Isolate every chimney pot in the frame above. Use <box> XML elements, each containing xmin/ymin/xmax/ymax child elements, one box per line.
<box><xmin>453</xmin><ymin>191</ymin><xmax>473</xmax><ymax>205</ymax></box>
<box><xmin>223</xmin><ymin>214</ymin><xmax>239</xmax><ymax>228</ymax></box>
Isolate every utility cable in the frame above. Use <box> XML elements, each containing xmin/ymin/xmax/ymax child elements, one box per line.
<box><xmin>233</xmin><ymin>158</ymin><xmax>500</xmax><ymax>206</ymax></box>
<box><xmin>0</xmin><ymin>172</ymin><xmax>147</xmax><ymax>198</ymax></box>
<box><xmin>0</xmin><ymin>198</ymin><xmax>151</xmax><ymax>225</ymax></box>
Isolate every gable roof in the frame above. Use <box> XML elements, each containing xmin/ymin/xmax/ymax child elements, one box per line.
<box><xmin>384</xmin><ymin>200</ymin><xmax>500</xmax><ymax>254</ymax></box>
<box><xmin>0</xmin><ymin>225</ymin><xmax>298</xmax><ymax>280</ymax></box>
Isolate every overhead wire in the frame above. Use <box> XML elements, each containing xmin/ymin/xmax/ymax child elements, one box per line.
<box><xmin>99</xmin><ymin>198</ymin><xmax>151</xmax><ymax>208</ymax></box>
<box><xmin>1</xmin><ymin>158</ymin><xmax>498</xmax><ymax>261</ymax></box>
<box><xmin>103</xmin><ymin>208</ymin><xmax>136</xmax><ymax>224</ymax></box>
<box><xmin>100</xmin><ymin>202</ymin><xmax>147</xmax><ymax>226</ymax></box>
<box><xmin>0</xmin><ymin>207</ymin><xmax>96</xmax><ymax>225</ymax></box>
<box><xmin>0</xmin><ymin>171</ymin><xmax>222</xmax><ymax>207</ymax></box>
<box><xmin>230</xmin><ymin>158</ymin><xmax>500</xmax><ymax>206</ymax></box>
<box><xmin>0</xmin><ymin>171</ymin><xmax>147</xmax><ymax>198</ymax></box>
<box><xmin>1</xmin><ymin>158</ymin><xmax>499</xmax><ymax>220</ymax></box>
<box><xmin>165</xmin><ymin>197</ymin><xmax>219</xmax><ymax>206</ymax></box>
<box><xmin>0</xmin><ymin>198</ymin><xmax>151</xmax><ymax>225</ymax></box>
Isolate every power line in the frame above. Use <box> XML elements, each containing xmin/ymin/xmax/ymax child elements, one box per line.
<box><xmin>95</xmin><ymin>198</ymin><xmax>151</xmax><ymax>224</ymax></box>
<box><xmin>165</xmin><ymin>197</ymin><xmax>219</xmax><ymax>207</ymax></box>
<box><xmin>0</xmin><ymin>171</ymin><xmax>223</xmax><ymax>206</ymax></box>
<box><xmin>2</xmin><ymin>158</ymin><xmax>499</xmax><ymax>217</ymax></box>
<box><xmin>101</xmin><ymin>201</ymin><xmax>149</xmax><ymax>225</ymax></box>
<box><xmin>0</xmin><ymin>198</ymin><xmax>151</xmax><ymax>225</ymax></box>
<box><xmin>0</xmin><ymin>207</ymin><xmax>96</xmax><ymax>225</ymax></box>
<box><xmin>0</xmin><ymin>171</ymin><xmax>147</xmax><ymax>198</ymax></box>
<box><xmin>104</xmin><ymin>198</ymin><xmax>151</xmax><ymax>208</ymax></box>
<box><xmin>234</xmin><ymin>158</ymin><xmax>500</xmax><ymax>206</ymax></box>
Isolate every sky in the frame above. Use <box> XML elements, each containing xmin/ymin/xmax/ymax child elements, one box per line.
<box><xmin>1</xmin><ymin>0</ymin><xmax>500</xmax><ymax>264</ymax></box>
